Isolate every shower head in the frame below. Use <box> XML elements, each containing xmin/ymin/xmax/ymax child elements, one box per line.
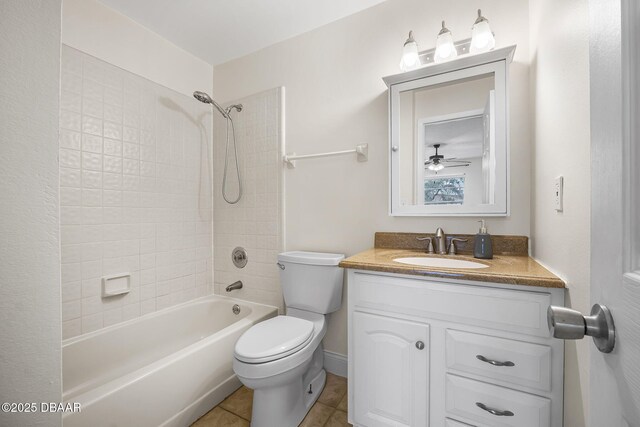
<box><xmin>193</xmin><ymin>90</ymin><xmax>230</xmax><ymax>119</ymax></box>
<box><xmin>193</xmin><ymin>90</ymin><xmax>213</xmax><ymax>104</ymax></box>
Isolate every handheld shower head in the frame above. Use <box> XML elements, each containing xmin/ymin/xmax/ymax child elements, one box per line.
<box><xmin>193</xmin><ymin>91</ymin><xmax>212</xmax><ymax>104</ymax></box>
<box><xmin>193</xmin><ymin>90</ymin><xmax>229</xmax><ymax>118</ymax></box>
<box><xmin>192</xmin><ymin>90</ymin><xmax>244</xmax><ymax>204</ymax></box>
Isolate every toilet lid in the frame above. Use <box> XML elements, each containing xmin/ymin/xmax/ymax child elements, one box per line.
<box><xmin>234</xmin><ymin>316</ymin><xmax>315</xmax><ymax>364</ymax></box>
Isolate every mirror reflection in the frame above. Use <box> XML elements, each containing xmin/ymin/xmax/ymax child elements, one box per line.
<box><xmin>398</xmin><ymin>73</ymin><xmax>495</xmax><ymax>208</ymax></box>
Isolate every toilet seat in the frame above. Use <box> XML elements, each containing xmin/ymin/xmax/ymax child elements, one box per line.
<box><xmin>234</xmin><ymin>316</ymin><xmax>314</xmax><ymax>364</ymax></box>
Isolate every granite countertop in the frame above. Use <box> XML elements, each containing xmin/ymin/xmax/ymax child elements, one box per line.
<box><xmin>338</xmin><ymin>233</ymin><xmax>565</xmax><ymax>289</ymax></box>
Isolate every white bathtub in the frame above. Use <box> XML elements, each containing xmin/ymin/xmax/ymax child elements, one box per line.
<box><xmin>62</xmin><ymin>295</ymin><xmax>277</xmax><ymax>427</ymax></box>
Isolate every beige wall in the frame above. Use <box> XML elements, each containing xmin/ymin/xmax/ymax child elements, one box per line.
<box><xmin>529</xmin><ymin>0</ymin><xmax>591</xmax><ymax>426</ymax></box>
<box><xmin>62</xmin><ymin>0</ymin><xmax>212</xmax><ymax>96</ymax></box>
<box><xmin>0</xmin><ymin>1</ymin><xmax>62</xmax><ymax>425</ymax></box>
<box><xmin>213</xmin><ymin>0</ymin><xmax>531</xmax><ymax>355</ymax></box>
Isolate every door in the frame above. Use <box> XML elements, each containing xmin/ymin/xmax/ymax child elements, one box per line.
<box><xmin>589</xmin><ymin>0</ymin><xmax>640</xmax><ymax>425</ymax></box>
<box><xmin>352</xmin><ymin>312</ymin><xmax>429</xmax><ymax>427</ymax></box>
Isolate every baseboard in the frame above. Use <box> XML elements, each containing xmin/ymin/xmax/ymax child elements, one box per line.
<box><xmin>323</xmin><ymin>350</ymin><xmax>348</xmax><ymax>378</ymax></box>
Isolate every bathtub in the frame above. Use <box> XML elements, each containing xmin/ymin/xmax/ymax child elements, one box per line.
<box><xmin>62</xmin><ymin>295</ymin><xmax>277</xmax><ymax>427</ymax></box>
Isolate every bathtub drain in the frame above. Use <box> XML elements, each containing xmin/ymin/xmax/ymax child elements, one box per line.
<box><xmin>232</xmin><ymin>304</ymin><xmax>241</xmax><ymax>315</ymax></box>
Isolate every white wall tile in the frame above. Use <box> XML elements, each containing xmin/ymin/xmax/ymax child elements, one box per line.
<box><xmin>62</xmin><ymin>281</ymin><xmax>81</xmax><ymax>303</ymax></box>
<box><xmin>60</xmin><ymin>109</ymin><xmax>82</xmax><ymax>132</ymax></box>
<box><xmin>60</xmin><ymin>149</ymin><xmax>82</xmax><ymax>169</ymax></box>
<box><xmin>62</xmin><ymin>319</ymin><xmax>82</xmax><ymax>340</ymax></box>
<box><xmin>82</xmin><ymin>152</ymin><xmax>102</xmax><ymax>171</ymax></box>
<box><xmin>60</xmin><ymin>46</ymin><xmax>213</xmax><ymax>337</ymax></box>
<box><xmin>60</xmin><ymin>167</ymin><xmax>82</xmax><ymax>187</ymax></box>
<box><xmin>82</xmin><ymin>189</ymin><xmax>102</xmax><ymax>206</ymax></box>
<box><xmin>81</xmin><ymin>243</ymin><xmax>102</xmax><ymax>261</ymax></box>
<box><xmin>60</xmin><ymin>129</ymin><xmax>82</xmax><ymax>150</ymax></box>
<box><xmin>61</xmin><ymin>263</ymin><xmax>82</xmax><ymax>284</ymax></box>
<box><xmin>82</xmin><ymin>116</ymin><xmax>103</xmax><ymax>136</ymax></box>
<box><xmin>81</xmin><ymin>313</ymin><xmax>103</xmax><ymax>334</ymax></box>
<box><xmin>82</xmin><ymin>170</ymin><xmax>102</xmax><ymax>188</ymax></box>
<box><xmin>81</xmin><ymin>134</ymin><xmax>103</xmax><ymax>154</ymax></box>
<box><xmin>62</xmin><ymin>300</ymin><xmax>81</xmax><ymax>321</ymax></box>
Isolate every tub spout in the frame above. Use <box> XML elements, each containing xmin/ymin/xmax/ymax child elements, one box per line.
<box><xmin>226</xmin><ymin>281</ymin><xmax>243</xmax><ymax>292</ymax></box>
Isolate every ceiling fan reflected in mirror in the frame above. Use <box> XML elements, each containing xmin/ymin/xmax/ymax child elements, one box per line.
<box><xmin>425</xmin><ymin>144</ymin><xmax>471</xmax><ymax>171</ymax></box>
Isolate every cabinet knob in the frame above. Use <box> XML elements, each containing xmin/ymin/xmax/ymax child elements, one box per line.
<box><xmin>415</xmin><ymin>341</ymin><xmax>425</xmax><ymax>350</ymax></box>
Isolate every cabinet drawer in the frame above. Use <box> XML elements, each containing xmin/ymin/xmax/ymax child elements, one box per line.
<box><xmin>354</xmin><ymin>273</ymin><xmax>552</xmax><ymax>337</ymax></box>
<box><xmin>446</xmin><ymin>330</ymin><xmax>552</xmax><ymax>392</ymax></box>
<box><xmin>446</xmin><ymin>418</ymin><xmax>475</xmax><ymax>426</ymax></box>
<box><xmin>445</xmin><ymin>375</ymin><xmax>551</xmax><ymax>427</ymax></box>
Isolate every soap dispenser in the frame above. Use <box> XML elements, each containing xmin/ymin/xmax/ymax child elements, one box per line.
<box><xmin>474</xmin><ymin>220</ymin><xmax>493</xmax><ymax>259</ymax></box>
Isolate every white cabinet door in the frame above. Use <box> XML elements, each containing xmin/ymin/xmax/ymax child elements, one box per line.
<box><xmin>353</xmin><ymin>312</ymin><xmax>429</xmax><ymax>427</ymax></box>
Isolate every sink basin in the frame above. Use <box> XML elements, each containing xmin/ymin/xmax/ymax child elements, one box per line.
<box><xmin>393</xmin><ymin>257</ymin><xmax>489</xmax><ymax>269</ymax></box>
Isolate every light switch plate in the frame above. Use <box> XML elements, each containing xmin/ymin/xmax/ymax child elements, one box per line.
<box><xmin>554</xmin><ymin>176</ymin><xmax>564</xmax><ymax>212</ymax></box>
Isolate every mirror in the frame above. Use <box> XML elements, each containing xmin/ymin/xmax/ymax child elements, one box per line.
<box><xmin>385</xmin><ymin>47</ymin><xmax>514</xmax><ymax>216</ymax></box>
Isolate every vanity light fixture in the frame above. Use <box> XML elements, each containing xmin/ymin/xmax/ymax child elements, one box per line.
<box><xmin>399</xmin><ymin>31</ymin><xmax>420</xmax><ymax>71</ymax></box>
<box><xmin>470</xmin><ymin>9</ymin><xmax>496</xmax><ymax>53</ymax></box>
<box><xmin>434</xmin><ymin>21</ymin><xmax>458</xmax><ymax>63</ymax></box>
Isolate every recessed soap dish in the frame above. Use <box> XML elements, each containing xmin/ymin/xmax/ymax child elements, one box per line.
<box><xmin>102</xmin><ymin>273</ymin><xmax>131</xmax><ymax>298</ymax></box>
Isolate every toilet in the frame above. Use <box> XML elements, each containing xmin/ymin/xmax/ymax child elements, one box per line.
<box><xmin>232</xmin><ymin>251</ymin><xmax>345</xmax><ymax>427</ymax></box>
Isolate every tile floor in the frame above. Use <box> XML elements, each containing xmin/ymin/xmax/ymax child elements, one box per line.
<box><xmin>192</xmin><ymin>373</ymin><xmax>351</xmax><ymax>427</ymax></box>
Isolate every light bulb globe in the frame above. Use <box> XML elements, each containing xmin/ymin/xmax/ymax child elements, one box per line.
<box><xmin>434</xmin><ymin>22</ymin><xmax>458</xmax><ymax>63</ymax></box>
<box><xmin>399</xmin><ymin>31</ymin><xmax>420</xmax><ymax>71</ymax></box>
<box><xmin>470</xmin><ymin>11</ymin><xmax>495</xmax><ymax>53</ymax></box>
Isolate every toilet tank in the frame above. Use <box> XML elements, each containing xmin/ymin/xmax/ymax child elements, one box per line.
<box><xmin>278</xmin><ymin>251</ymin><xmax>345</xmax><ymax>314</ymax></box>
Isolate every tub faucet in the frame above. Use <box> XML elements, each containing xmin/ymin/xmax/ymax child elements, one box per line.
<box><xmin>226</xmin><ymin>280</ymin><xmax>243</xmax><ymax>292</ymax></box>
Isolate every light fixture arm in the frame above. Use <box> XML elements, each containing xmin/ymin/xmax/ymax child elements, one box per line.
<box><xmin>438</xmin><ymin>21</ymin><xmax>450</xmax><ymax>36</ymax></box>
<box><xmin>404</xmin><ymin>30</ymin><xmax>416</xmax><ymax>46</ymax></box>
<box><xmin>474</xmin><ymin>9</ymin><xmax>489</xmax><ymax>25</ymax></box>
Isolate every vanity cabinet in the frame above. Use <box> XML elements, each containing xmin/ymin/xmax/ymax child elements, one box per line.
<box><xmin>347</xmin><ymin>270</ymin><xmax>565</xmax><ymax>427</ymax></box>
<box><xmin>353</xmin><ymin>312</ymin><xmax>430</xmax><ymax>426</ymax></box>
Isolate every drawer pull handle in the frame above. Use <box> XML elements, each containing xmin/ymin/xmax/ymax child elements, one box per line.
<box><xmin>476</xmin><ymin>354</ymin><xmax>515</xmax><ymax>367</ymax></box>
<box><xmin>476</xmin><ymin>402</ymin><xmax>514</xmax><ymax>417</ymax></box>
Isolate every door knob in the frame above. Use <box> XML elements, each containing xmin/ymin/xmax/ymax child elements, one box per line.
<box><xmin>547</xmin><ymin>304</ymin><xmax>615</xmax><ymax>353</ymax></box>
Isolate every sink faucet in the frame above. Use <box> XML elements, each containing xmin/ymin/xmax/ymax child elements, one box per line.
<box><xmin>226</xmin><ymin>280</ymin><xmax>243</xmax><ymax>292</ymax></box>
<box><xmin>416</xmin><ymin>236</ymin><xmax>435</xmax><ymax>253</ymax></box>
<box><xmin>448</xmin><ymin>238</ymin><xmax>469</xmax><ymax>255</ymax></box>
<box><xmin>434</xmin><ymin>227</ymin><xmax>447</xmax><ymax>254</ymax></box>
<box><xmin>418</xmin><ymin>228</ymin><xmax>468</xmax><ymax>255</ymax></box>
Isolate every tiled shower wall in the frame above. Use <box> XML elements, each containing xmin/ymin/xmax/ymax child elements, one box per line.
<box><xmin>59</xmin><ymin>46</ymin><xmax>213</xmax><ymax>339</ymax></box>
<box><xmin>213</xmin><ymin>88</ymin><xmax>284</xmax><ymax>311</ymax></box>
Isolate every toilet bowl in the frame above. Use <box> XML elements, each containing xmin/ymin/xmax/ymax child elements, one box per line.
<box><xmin>232</xmin><ymin>251</ymin><xmax>344</xmax><ymax>427</ymax></box>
